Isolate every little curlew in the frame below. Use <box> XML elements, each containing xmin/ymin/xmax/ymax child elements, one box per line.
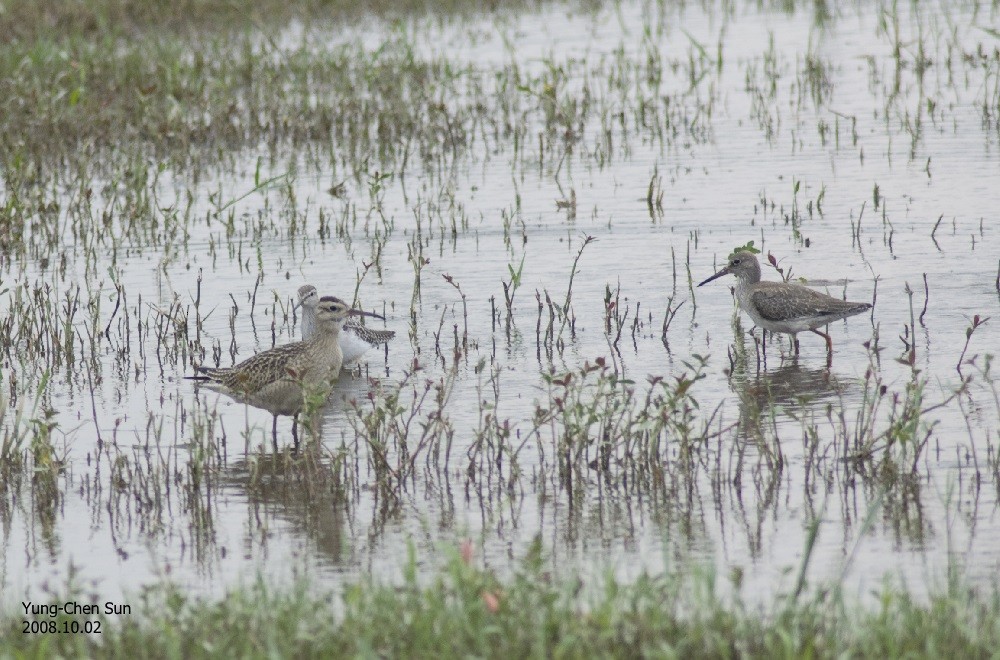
<box><xmin>296</xmin><ymin>284</ymin><xmax>395</xmax><ymax>366</ymax></box>
<box><xmin>190</xmin><ymin>296</ymin><xmax>383</xmax><ymax>449</ymax></box>
<box><xmin>698</xmin><ymin>250</ymin><xmax>872</xmax><ymax>365</ymax></box>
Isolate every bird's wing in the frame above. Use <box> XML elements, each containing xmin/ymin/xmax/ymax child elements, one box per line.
<box><xmin>750</xmin><ymin>285</ymin><xmax>864</xmax><ymax>322</ymax></box>
<box><xmin>345</xmin><ymin>319</ymin><xmax>396</xmax><ymax>345</ymax></box>
<box><xmin>212</xmin><ymin>343</ymin><xmax>305</xmax><ymax>395</ymax></box>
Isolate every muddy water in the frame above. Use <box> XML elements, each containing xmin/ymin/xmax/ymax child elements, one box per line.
<box><xmin>2</xmin><ymin>0</ymin><xmax>998</xmax><ymax>604</ymax></box>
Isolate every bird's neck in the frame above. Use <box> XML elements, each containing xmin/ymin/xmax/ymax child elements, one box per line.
<box><xmin>309</xmin><ymin>320</ymin><xmax>345</xmax><ymax>369</ymax></box>
<box><xmin>734</xmin><ymin>275</ymin><xmax>757</xmax><ymax>302</ymax></box>
<box><xmin>302</xmin><ymin>309</ymin><xmax>316</xmax><ymax>336</ymax></box>
<box><xmin>311</xmin><ymin>320</ymin><xmax>344</xmax><ymax>344</ymax></box>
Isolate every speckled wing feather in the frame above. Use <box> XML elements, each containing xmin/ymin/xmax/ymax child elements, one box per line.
<box><xmin>750</xmin><ymin>283</ymin><xmax>870</xmax><ymax>323</ymax></box>
<box><xmin>344</xmin><ymin>319</ymin><xmax>396</xmax><ymax>345</ymax></box>
<box><xmin>197</xmin><ymin>342</ymin><xmax>306</xmax><ymax>396</ymax></box>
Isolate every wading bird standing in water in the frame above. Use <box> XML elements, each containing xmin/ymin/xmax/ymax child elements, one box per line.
<box><xmin>698</xmin><ymin>250</ymin><xmax>872</xmax><ymax>366</ymax></box>
<box><xmin>190</xmin><ymin>296</ymin><xmax>384</xmax><ymax>449</ymax></box>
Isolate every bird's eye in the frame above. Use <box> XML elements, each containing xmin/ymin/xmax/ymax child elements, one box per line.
<box><xmin>731</xmin><ymin>259</ymin><xmax>740</xmax><ymax>265</ymax></box>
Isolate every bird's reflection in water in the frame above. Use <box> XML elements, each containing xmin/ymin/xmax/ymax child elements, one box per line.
<box><xmin>733</xmin><ymin>360</ymin><xmax>843</xmax><ymax>416</ymax></box>
<box><xmin>217</xmin><ymin>379</ymin><xmax>369</xmax><ymax>568</ymax></box>
<box><xmin>725</xmin><ymin>359</ymin><xmax>844</xmax><ymax>558</ymax></box>
<box><xmin>216</xmin><ymin>370</ymin><xmax>394</xmax><ymax>569</ymax></box>
<box><xmin>726</xmin><ymin>358</ymin><xmax>930</xmax><ymax>556</ymax></box>
<box><xmin>221</xmin><ymin>446</ymin><xmax>352</xmax><ymax>567</ymax></box>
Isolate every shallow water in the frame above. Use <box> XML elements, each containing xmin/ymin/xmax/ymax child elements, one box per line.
<box><xmin>2</xmin><ymin>0</ymin><xmax>999</xmax><ymax>606</ymax></box>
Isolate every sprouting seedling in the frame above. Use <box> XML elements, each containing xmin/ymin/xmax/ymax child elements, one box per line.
<box><xmin>957</xmin><ymin>314</ymin><xmax>990</xmax><ymax>374</ymax></box>
<box><xmin>213</xmin><ymin>162</ymin><xmax>291</xmax><ymax>217</ymax></box>
<box><xmin>408</xmin><ymin>236</ymin><xmax>428</xmax><ymax>318</ymax></box>
<box><xmin>603</xmin><ymin>282</ymin><xmax>628</xmax><ymax>348</ymax></box>
<box><xmin>442</xmin><ymin>274</ymin><xmax>468</xmax><ymax>351</ymax></box>
<box><xmin>765</xmin><ymin>251</ymin><xmax>794</xmax><ymax>283</ymax></box>
<box><xmin>661</xmin><ymin>296</ymin><xmax>685</xmax><ymax>349</ymax></box>
<box><xmin>558</xmin><ymin>235</ymin><xmax>596</xmax><ymax>341</ymax></box>
<box><xmin>352</xmin><ymin>260</ymin><xmax>374</xmax><ymax>310</ymax></box>
<box><xmin>646</xmin><ymin>165</ymin><xmax>664</xmax><ymax>219</ymax></box>
<box><xmin>727</xmin><ymin>240</ymin><xmax>760</xmax><ymax>259</ymax></box>
<box><xmin>555</xmin><ymin>189</ymin><xmax>576</xmax><ymax>220</ymax></box>
<box><xmin>367</xmin><ymin>170</ymin><xmax>393</xmax><ymax>204</ymax></box>
<box><xmin>502</xmin><ymin>253</ymin><xmax>525</xmax><ymax>320</ymax></box>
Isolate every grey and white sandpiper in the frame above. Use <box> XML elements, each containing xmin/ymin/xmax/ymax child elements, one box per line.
<box><xmin>698</xmin><ymin>250</ymin><xmax>872</xmax><ymax>364</ymax></box>
<box><xmin>296</xmin><ymin>284</ymin><xmax>395</xmax><ymax>366</ymax></box>
<box><xmin>190</xmin><ymin>296</ymin><xmax>384</xmax><ymax>449</ymax></box>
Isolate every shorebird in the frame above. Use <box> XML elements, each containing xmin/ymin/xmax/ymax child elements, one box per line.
<box><xmin>698</xmin><ymin>250</ymin><xmax>871</xmax><ymax>365</ymax></box>
<box><xmin>296</xmin><ymin>284</ymin><xmax>395</xmax><ymax>366</ymax></box>
<box><xmin>189</xmin><ymin>296</ymin><xmax>384</xmax><ymax>449</ymax></box>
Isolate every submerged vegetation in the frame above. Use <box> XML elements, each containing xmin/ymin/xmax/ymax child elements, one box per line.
<box><xmin>1</xmin><ymin>0</ymin><xmax>998</xmax><ymax>648</ymax></box>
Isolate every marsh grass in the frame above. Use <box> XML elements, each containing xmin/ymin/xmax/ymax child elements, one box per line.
<box><xmin>346</xmin><ymin>360</ymin><xmax>458</xmax><ymax>510</ymax></box>
<box><xmin>5</xmin><ymin>540</ymin><xmax>1000</xmax><ymax>658</ymax></box>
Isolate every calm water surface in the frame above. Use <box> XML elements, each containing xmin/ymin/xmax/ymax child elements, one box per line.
<box><xmin>2</xmin><ymin>0</ymin><xmax>998</xmax><ymax>605</ymax></box>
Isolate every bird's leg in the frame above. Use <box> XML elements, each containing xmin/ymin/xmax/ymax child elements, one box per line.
<box><xmin>810</xmin><ymin>328</ymin><xmax>833</xmax><ymax>352</ymax></box>
<box><xmin>271</xmin><ymin>415</ymin><xmax>279</xmax><ymax>453</ymax></box>
<box><xmin>760</xmin><ymin>329</ymin><xmax>768</xmax><ymax>370</ymax></box>
<box><xmin>793</xmin><ymin>335</ymin><xmax>800</xmax><ymax>356</ymax></box>
<box><xmin>292</xmin><ymin>414</ymin><xmax>300</xmax><ymax>452</ymax></box>
<box><xmin>810</xmin><ymin>328</ymin><xmax>834</xmax><ymax>367</ymax></box>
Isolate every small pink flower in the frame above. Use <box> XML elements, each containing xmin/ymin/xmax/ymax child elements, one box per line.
<box><xmin>460</xmin><ymin>539</ymin><xmax>474</xmax><ymax>565</ymax></box>
<box><xmin>482</xmin><ymin>591</ymin><xmax>500</xmax><ymax>613</ymax></box>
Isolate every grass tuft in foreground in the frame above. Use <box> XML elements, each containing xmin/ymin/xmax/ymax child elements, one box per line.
<box><xmin>5</xmin><ymin>539</ymin><xmax>1000</xmax><ymax>658</ymax></box>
